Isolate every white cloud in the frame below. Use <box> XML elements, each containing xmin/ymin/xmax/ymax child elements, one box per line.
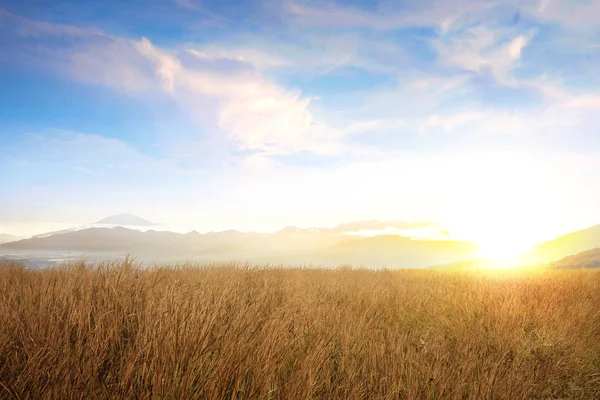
<box><xmin>136</xmin><ymin>37</ymin><xmax>181</xmax><ymax>93</ymax></box>
<box><xmin>186</xmin><ymin>47</ymin><xmax>291</xmax><ymax>72</ymax></box>
<box><xmin>182</xmin><ymin>32</ymin><xmax>367</xmax><ymax>81</ymax></box>
<box><xmin>69</xmin><ymin>39</ymin><xmax>157</xmax><ymax>92</ymax></box>
<box><xmin>283</xmin><ymin>0</ymin><xmax>600</xmax><ymax>33</ymax></box>
<box><xmin>418</xmin><ymin>87</ymin><xmax>600</xmax><ymax>138</ymax></box>
<box><xmin>3</xmin><ymin>13</ymin><xmax>346</xmax><ymax>157</ymax></box>
<box><xmin>134</xmin><ymin>39</ymin><xmax>344</xmax><ymax>155</ymax></box>
<box><xmin>3</xmin><ymin>2</ymin><xmax>600</xmax><ymax>160</ymax></box>
<box><xmin>532</xmin><ymin>0</ymin><xmax>600</xmax><ymax>28</ymax></box>
<box><xmin>425</xmin><ymin>111</ymin><xmax>485</xmax><ymax>132</ymax></box>
<box><xmin>507</xmin><ymin>35</ymin><xmax>528</xmax><ymax>59</ymax></box>
<box><xmin>172</xmin><ymin>0</ymin><xmax>227</xmax><ymax>23</ymax></box>
<box><xmin>434</xmin><ymin>26</ymin><xmax>536</xmax><ymax>84</ymax></box>
<box><xmin>565</xmin><ymin>94</ymin><xmax>600</xmax><ymax>109</ymax></box>
<box><xmin>0</xmin><ymin>8</ymin><xmax>106</xmax><ymax>38</ymax></box>
<box><xmin>284</xmin><ymin>0</ymin><xmax>498</xmax><ymax>31</ymax></box>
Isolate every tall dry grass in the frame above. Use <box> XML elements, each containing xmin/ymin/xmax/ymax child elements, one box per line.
<box><xmin>0</xmin><ymin>260</ymin><xmax>599</xmax><ymax>399</ymax></box>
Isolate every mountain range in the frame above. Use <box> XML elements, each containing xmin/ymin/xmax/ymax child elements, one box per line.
<box><xmin>2</xmin><ymin>215</ymin><xmax>600</xmax><ymax>269</ymax></box>
<box><xmin>0</xmin><ymin>215</ymin><xmax>474</xmax><ymax>268</ymax></box>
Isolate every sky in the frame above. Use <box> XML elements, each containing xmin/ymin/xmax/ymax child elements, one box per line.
<box><xmin>1</xmin><ymin>0</ymin><xmax>600</xmax><ymax>251</ymax></box>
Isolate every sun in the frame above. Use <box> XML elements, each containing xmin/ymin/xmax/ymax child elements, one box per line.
<box><xmin>478</xmin><ymin>242</ymin><xmax>529</xmax><ymax>268</ymax></box>
<box><xmin>449</xmin><ymin>216</ymin><xmax>538</xmax><ymax>270</ymax></box>
<box><xmin>445</xmin><ymin>194</ymin><xmax>548</xmax><ymax>270</ymax></box>
<box><xmin>470</xmin><ymin>231</ymin><xmax>535</xmax><ymax>269</ymax></box>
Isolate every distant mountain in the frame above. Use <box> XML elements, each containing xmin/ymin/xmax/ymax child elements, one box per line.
<box><xmin>10</xmin><ymin>218</ymin><xmax>600</xmax><ymax>269</ymax></box>
<box><xmin>0</xmin><ymin>226</ymin><xmax>478</xmax><ymax>268</ymax></box>
<box><xmin>532</xmin><ymin>223</ymin><xmax>600</xmax><ymax>263</ymax></box>
<box><xmin>0</xmin><ymin>226</ymin><xmax>341</xmax><ymax>261</ymax></box>
<box><xmin>33</xmin><ymin>227</ymin><xmax>79</xmax><ymax>239</ymax></box>
<box><xmin>93</xmin><ymin>213</ymin><xmax>157</xmax><ymax>226</ymax></box>
<box><xmin>3</xmin><ymin>227</ymin><xmax>180</xmax><ymax>254</ymax></box>
<box><xmin>549</xmin><ymin>248</ymin><xmax>600</xmax><ymax>269</ymax></box>
<box><xmin>0</xmin><ymin>234</ymin><xmax>22</xmax><ymax>245</ymax></box>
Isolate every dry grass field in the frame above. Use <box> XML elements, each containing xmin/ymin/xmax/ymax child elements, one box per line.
<box><xmin>1</xmin><ymin>260</ymin><xmax>599</xmax><ymax>399</ymax></box>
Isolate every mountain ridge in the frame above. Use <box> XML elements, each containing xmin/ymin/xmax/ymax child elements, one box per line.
<box><xmin>532</xmin><ymin>223</ymin><xmax>600</xmax><ymax>263</ymax></box>
<box><xmin>0</xmin><ymin>225</ymin><xmax>476</xmax><ymax>268</ymax></box>
<box><xmin>5</xmin><ymin>219</ymin><xmax>600</xmax><ymax>269</ymax></box>
<box><xmin>549</xmin><ymin>247</ymin><xmax>600</xmax><ymax>269</ymax></box>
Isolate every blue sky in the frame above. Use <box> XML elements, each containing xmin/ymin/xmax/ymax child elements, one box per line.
<box><xmin>1</xmin><ymin>0</ymin><xmax>600</xmax><ymax>248</ymax></box>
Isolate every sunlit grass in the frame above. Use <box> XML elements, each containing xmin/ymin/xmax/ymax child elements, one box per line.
<box><xmin>1</xmin><ymin>260</ymin><xmax>599</xmax><ymax>399</ymax></box>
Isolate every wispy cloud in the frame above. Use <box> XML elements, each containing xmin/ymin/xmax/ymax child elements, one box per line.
<box><xmin>1</xmin><ymin>12</ymin><xmax>349</xmax><ymax>157</ymax></box>
<box><xmin>284</xmin><ymin>0</ymin><xmax>498</xmax><ymax>30</ymax></box>
<box><xmin>2</xmin><ymin>1</ymin><xmax>600</xmax><ymax>173</ymax></box>
<box><xmin>284</xmin><ymin>0</ymin><xmax>600</xmax><ymax>32</ymax></box>
<box><xmin>0</xmin><ymin>8</ymin><xmax>106</xmax><ymax>38</ymax></box>
<box><xmin>433</xmin><ymin>26</ymin><xmax>537</xmax><ymax>84</ymax></box>
<box><xmin>534</xmin><ymin>0</ymin><xmax>600</xmax><ymax>28</ymax></box>
<box><xmin>172</xmin><ymin>0</ymin><xmax>229</xmax><ymax>25</ymax></box>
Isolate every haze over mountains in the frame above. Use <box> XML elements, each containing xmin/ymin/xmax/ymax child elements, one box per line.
<box><xmin>0</xmin><ymin>234</ymin><xmax>23</xmax><ymax>245</ymax></box>
<box><xmin>2</xmin><ymin>215</ymin><xmax>600</xmax><ymax>269</ymax></box>
<box><xmin>1</xmin><ymin>214</ymin><xmax>473</xmax><ymax>268</ymax></box>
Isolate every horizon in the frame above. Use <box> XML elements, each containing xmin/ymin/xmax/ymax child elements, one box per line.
<box><xmin>0</xmin><ymin>213</ymin><xmax>451</xmax><ymax>239</ymax></box>
<box><xmin>3</xmin><ymin>210</ymin><xmax>599</xmax><ymax>239</ymax></box>
<box><xmin>2</xmin><ymin>210</ymin><xmax>600</xmax><ymax>256</ymax></box>
<box><xmin>2</xmin><ymin>0</ymin><xmax>600</xmax><ymax>259</ymax></box>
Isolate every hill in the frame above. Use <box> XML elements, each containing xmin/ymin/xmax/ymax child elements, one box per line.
<box><xmin>532</xmin><ymin>223</ymin><xmax>600</xmax><ymax>262</ymax></box>
<box><xmin>549</xmin><ymin>247</ymin><xmax>600</xmax><ymax>269</ymax></box>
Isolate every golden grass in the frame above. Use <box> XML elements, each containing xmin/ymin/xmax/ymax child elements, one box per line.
<box><xmin>1</xmin><ymin>260</ymin><xmax>599</xmax><ymax>399</ymax></box>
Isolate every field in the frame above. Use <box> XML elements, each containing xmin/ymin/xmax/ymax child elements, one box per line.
<box><xmin>1</xmin><ymin>260</ymin><xmax>599</xmax><ymax>399</ymax></box>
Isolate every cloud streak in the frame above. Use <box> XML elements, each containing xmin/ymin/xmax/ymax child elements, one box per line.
<box><xmin>284</xmin><ymin>0</ymin><xmax>498</xmax><ymax>30</ymax></box>
<box><xmin>1</xmin><ymin>11</ymin><xmax>348</xmax><ymax>157</ymax></box>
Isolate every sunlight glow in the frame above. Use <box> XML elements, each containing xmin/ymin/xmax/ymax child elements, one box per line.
<box><xmin>476</xmin><ymin>240</ymin><xmax>532</xmax><ymax>269</ymax></box>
